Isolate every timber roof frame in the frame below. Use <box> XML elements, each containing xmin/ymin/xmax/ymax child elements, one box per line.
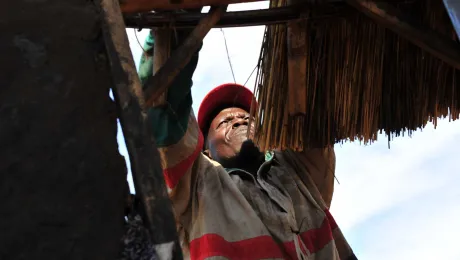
<box><xmin>122</xmin><ymin>0</ymin><xmax>460</xmax><ymax>105</ymax></box>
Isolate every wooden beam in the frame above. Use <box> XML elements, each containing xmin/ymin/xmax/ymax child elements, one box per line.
<box><xmin>152</xmin><ymin>28</ymin><xmax>172</xmax><ymax>106</ymax></box>
<box><xmin>144</xmin><ymin>5</ymin><xmax>228</xmax><ymax>107</ymax></box>
<box><xmin>287</xmin><ymin>0</ymin><xmax>307</xmax><ymax>117</ymax></box>
<box><xmin>99</xmin><ymin>0</ymin><xmax>183</xmax><ymax>259</ymax></box>
<box><xmin>346</xmin><ymin>0</ymin><xmax>460</xmax><ymax>70</ymax></box>
<box><xmin>120</xmin><ymin>0</ymin><xmax>260</xmax><ymax>13</ymax></box>
<box><xmin>124</xmin><ymin>4</ymin><xmax>347</xmax><ymax>28</ymax></box>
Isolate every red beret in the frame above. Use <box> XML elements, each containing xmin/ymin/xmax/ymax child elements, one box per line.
<box><xmin>197</xmin><ymin>83</ymin><xmax>257</xmax><ymax>135</ymax></box>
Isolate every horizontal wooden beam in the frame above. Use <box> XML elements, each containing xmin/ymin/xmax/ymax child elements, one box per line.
<box><xmin>124</xmin><ymin>4</ymin><xmax>347</xmax><ymax>28</ymax></box>
<box><xmin>144</xmin><ymin>5</ymin><xmax>228</xmax><ymax>106</ymax></box>
<box><xmin>120</xmin><ymin>0</ymin><xmax>262</xmax><ymax>13</ymax></box>
<box><xmin>346</xmin><ymin>0</ymin><xmax>460</xmax><ymax>70</ymax></box>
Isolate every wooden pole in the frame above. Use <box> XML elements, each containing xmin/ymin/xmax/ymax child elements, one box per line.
<box><xmin>124</xmin><ymin>4</ymin><xmax>347</xmax><ymax>29</ymax></box>
<box><xmin>121</xmin><ymin>0</ymin><xmax>260</xmax><ymax>13</ymax></box>
<box><xmin>144</xmin><ymin>5</ymin><xmax>228</xmax><ymax>107</ymax></box>
<box><xmin>99</xmin><ymin>0</ymin><xmax>183</xmax><ymax>259</ymax></box>
<box><xmin>287</xmin><ymin>0</ymin><xmax>308</xmax><ymax>117</ymax></box>
<box><xmin>346</xmin><ymin>0</ymin><xmax>460</xmax><ymax>70</ymax></box>
<box><xmin>152</xmin><ymin>28</ymin><xmax>172</xmax><ymax>105</ymax></box>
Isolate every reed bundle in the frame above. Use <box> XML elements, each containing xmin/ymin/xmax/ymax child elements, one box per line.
<box><xmin>252</xmin><ymin>0</ymin><xmax>460</xmax><ymax>151</ymax></box>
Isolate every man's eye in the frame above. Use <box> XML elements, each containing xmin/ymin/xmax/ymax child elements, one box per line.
<box><xmin>217</xmin><ymin>120</ymin><xmax>228</xmax><ymax>129</ymax></box>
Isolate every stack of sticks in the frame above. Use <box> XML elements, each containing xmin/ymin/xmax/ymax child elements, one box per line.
<box><xmin>252</xmin><ymin>0</ymin><xmax>460</xmax><ymax>151</ymax></box>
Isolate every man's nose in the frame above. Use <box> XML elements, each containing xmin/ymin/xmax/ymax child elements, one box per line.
<box><xmin>232</xmin><ymin>117</ymin><xmax>248</xmax><ymax>129</ymax></box>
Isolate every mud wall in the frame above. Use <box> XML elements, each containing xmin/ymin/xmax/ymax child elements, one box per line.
<box><xmin>0</xmin><ymin>0</ymin><xmax>127</xmax><ymax>259</ymax></box>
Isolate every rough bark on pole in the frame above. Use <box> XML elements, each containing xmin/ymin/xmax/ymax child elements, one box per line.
<box><xmin>144</xmin><ymin>5</ymin><xmax>228</xmax><ymax>107</ymax></box>
<box><xmin>346</xmin><ymin>0</ymin><xmax>460</xmax><ymax>70</ymax></box>
<box><xmin>152</xmin><ymin>29</ymin><xmax>172</xmax><ymax>105</ymax></box>
<box><xmin>0</xmin><ymin>0</ymin><xmax>126</xmax><ymax>259</ymax></box>
<box><xmin>99</xmin><ymin>0</ymin><xmax>183</xmax><ymax>259</ymax></box>
<box><xmin>287</xmin><ymin>0</ymin><xmax>308</xmax><ymax>117</ymax></box>
<box><xmin>121</xmin><ymin>0</ymin><xmax>259</xmax><ymax>13</ymax></box>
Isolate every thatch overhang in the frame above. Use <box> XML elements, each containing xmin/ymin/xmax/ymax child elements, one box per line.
<box><xmin>250</xmin><ymin>0</ymin><xmax>460</xmax><ymax>151</ymax></box>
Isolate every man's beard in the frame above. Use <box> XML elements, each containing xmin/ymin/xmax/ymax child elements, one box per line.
<box><xmin>237</xmin><ymin>139</ymin><xmax>262</xmax><ymax>159</ymax></box>
<box><xmin>232</xmin><ymin>139</ymin><xmax>264</xmax><ymax>173</ymax></box>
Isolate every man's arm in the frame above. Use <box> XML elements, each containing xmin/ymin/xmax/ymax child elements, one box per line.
<box><xmin>293</xmin><ymin>146</ymin><xmax>335</xmax><ymax>208</ymax></box>
<box><xmin>278</xmin><ymin>145</ymin><xmax>335</xmax><ymax>208</ymax></box>
<box><xmin>140</xmin><ymin>29</ymin><xmax>203</xmax><ymax>215</ymax></box>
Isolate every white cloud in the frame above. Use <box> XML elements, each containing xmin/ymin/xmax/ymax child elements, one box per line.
<box><xmin>123</xmin><ymin>3</ymin><xmax>460</xmax><ymax>259</ymax></box>
<box><xmin>331</xmin><ymin>120</ymin><xmax>460</xmax><ymax>229</ymax></box>
<box><xmin>331</xmin><ymin>119</ymin><xmax>460</xmax><ymax>259</ymax></box>
<box><xmin>356</xmin><ymin>186</ymin><xmax>460</xmax><ymax>260</ymax></box>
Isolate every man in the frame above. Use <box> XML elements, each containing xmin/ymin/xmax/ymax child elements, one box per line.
<box><xmin>129</xmin><ymin>29</ymin><xmax>356</xmax><ymax>260</ymax></box>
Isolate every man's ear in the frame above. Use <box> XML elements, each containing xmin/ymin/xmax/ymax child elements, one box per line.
<box><xmin>203</xmin><ymin>134</ymin><xmax>212</xmax><ymax>159</ymax></box>
<box><xmin>203</xmin><ymin>149</ymin><xmax>212</xmax><ymax>159</ymax></box>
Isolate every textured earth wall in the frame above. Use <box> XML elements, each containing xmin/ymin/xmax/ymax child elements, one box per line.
<box><xmin>0</xmin><ymin>0</ymin><xmax>127</xmax><ymax>259</ymax></box>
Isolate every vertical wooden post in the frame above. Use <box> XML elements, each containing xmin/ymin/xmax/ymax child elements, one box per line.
<box><xmin>286</xmin><ymin>0</ymin><xmax>308</xmax><ymax>151</ymax></box>
<box><xmin>99</xmin><ymin>0</ymin><xmax>183</xmax><ymax>259</ymax></box>
<box><xmin>287</xmin><ymin>0</ymin><xmax>308</xmax><ymax>118</ymax></box>
<box><xmin>152</xmin><ymin>29</ymin><xmax>172</xmax><ymax>105</ymax></box>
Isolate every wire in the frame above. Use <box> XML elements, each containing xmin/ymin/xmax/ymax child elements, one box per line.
<box><xmin>134</xmin><ymin>29</ymin><xmax>147</xmax><ymax>56</ymax></box>
<box><xmin>232</xmin><ymin>63</ymin><xmax>258</xmax><ymax>107</ymax></box>
<box><xmin>220</xmin><ymin>28</ymin><xmax>236</xmax><ymax>83</ymax></box>
<box><xmin>243</xmin><ymin>64</ymin><xmax>258</xmax><ymax>87</ymax></box>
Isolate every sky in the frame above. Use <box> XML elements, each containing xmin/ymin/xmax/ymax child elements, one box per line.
<box><xmin>119</xmin><ymin>2</ymin><xmax>460</xmax><ymax>259</ymax></box>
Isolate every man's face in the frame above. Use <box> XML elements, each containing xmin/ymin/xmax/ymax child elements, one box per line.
<box><xmin>206</xmin><ymin>107</ymin><xmax>255</xmax><ymax>163</ymax></box>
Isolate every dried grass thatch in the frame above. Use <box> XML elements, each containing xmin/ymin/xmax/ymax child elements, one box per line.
<box><xmin>252</xmin><ymin>0</ymin><xmax>460</xmax><ymax>151</ymax></box>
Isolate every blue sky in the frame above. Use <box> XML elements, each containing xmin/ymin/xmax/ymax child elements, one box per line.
<box><xmin>120</xmin><ymin>2</ymin><xmax>460</xmax><ymax>259</ymax></box>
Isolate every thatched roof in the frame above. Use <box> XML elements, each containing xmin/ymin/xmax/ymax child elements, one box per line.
<box><xmin>252</xmin><ymin>0</ymin><xmax>460</xmax><ymax>151</ymax></box>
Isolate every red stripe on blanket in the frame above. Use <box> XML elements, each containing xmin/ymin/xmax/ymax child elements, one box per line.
<box><xmin>190</xmin><ymin>233</ymin><xmax>284</xmax><ymax>260</ymax></box>
<box><xmin>298</xmin><ymin>215</ymin><xmax>334</xmax><ymax>254</ymax></box>
<box><xmin>324</xmin><ymin>209</ymin><xmax>339</xmax><ymax>230</ymax></box>
<box><xmin>190</xmin><ymin>215</ymin><xmax>335</xmax><ymax>259</ymax></box>
<box><xmin>163</xmin><ymin>130</ymin><xmax>204</xmax><ymax>189</ymax></box>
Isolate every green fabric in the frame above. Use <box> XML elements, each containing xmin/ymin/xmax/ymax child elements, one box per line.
<box><xmin>138</xmin><ymin>33</ymin><xmax>155</xmax><ymax>88</ymax></box>
<box><xmin>139</xmin><ymin>30</ymin><xmax>202</xmax><ymax>147</ymax></box>
<box><xmin>265</xmin><ymin>151</ymin><xmax>274</xmax><ymax>162</ymax></box>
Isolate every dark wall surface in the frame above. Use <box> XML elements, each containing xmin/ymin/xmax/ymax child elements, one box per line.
<box><xmin>0</xmin><ymin>1</ymin><xmax>127</xmax><ymax>259</ymax></box>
